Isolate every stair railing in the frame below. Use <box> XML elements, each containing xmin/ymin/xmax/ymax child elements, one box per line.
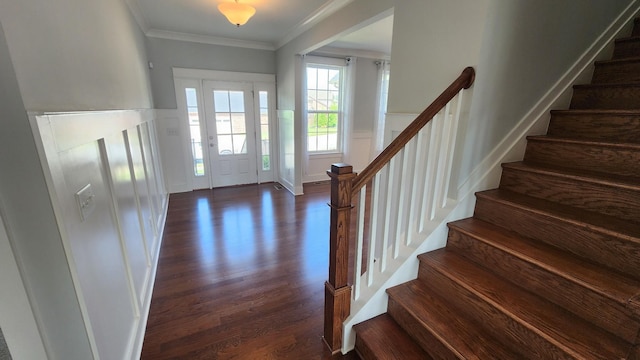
<box><xmin>323</xmin><ymin>67</ymin><xmax>476</xmax><ymax>354</ymax></box>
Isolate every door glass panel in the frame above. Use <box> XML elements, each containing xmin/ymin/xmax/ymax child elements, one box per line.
<box><xmin>215</xmin><ymin>113</ymin><xmax>231</xmax><ymax>134</ymax></box>
<box><xmin>214</xmin><ymin>91</ymin><xmax>229</xmax><ymax>112</ymax></box>
<box><xmin>229</xmin><ymin>91</ymin><xmax>245</xmax><ymax>112</ymax></box>
<box><xmin>231</xmin><ymin>113</ymin><xmax>246</xmax><ymax>133</ymax></box>
<box><xmin>233</xmin><ymin>134</ymin><xmax>247</xmax><ymax>153</ymax></box>
<box><xmin>259</xmin><ymin>91</ymin><xmax>270</xmax><ymax>170</ymax></box>
<box><xmin>218</xmin><ymin>134</ymin><xmax>233</xmax><ymax>154</ymax></box>
<box><xmin>185</xmin><ymin>88</ymin><xmax>204</xmax><ymax>176</ymax></box>
<box><xmin>213</xmin><ymin>90</ymin><xmax>247</xmax><ymax>155</ymax></box>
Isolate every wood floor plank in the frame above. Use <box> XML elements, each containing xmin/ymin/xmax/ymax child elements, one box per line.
<box><xmin>141</xmin><ymin>182</ymin><xmax>358</xmax><ymax>359</ymax></box>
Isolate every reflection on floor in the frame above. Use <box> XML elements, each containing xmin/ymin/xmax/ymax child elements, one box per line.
<box><xmin>141</xmin><ymin>182</ymin><xmax>356</xmax><ymax>359</ymax></box>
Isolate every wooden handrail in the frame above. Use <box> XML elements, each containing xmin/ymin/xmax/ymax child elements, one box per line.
<box><xmin>352</xmin><ymin>67</ymin><xmax>475</xmax><ymax>193</ymax></box>
<box><xmin>323</xmin><ymin>67</ymin><xmax>475</xmax><ymax>354</ymax></box>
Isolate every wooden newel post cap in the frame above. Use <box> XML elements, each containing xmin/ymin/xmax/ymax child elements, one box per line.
<box><xmin>330</xmin><ymin>163</ymin><xmax>353</xmax><ymax>175</ymax></box>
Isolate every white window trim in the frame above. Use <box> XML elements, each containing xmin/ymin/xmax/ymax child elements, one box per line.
<box><xmin>303</xmin><ymin>56</ymin><xmax>353</xmax><ymax>156</ymax></box>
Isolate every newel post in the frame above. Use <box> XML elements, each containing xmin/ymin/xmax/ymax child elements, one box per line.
<box><xmin>323</xmin><ymin>163</ymin><xmax>356</xmax><ymax>354</ymax></box>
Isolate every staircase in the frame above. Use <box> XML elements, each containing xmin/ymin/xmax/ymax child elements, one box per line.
<box><xmin>353</xmin><ymin>19</ymin><xmax>640</xmax><ymax>360</ymax></box>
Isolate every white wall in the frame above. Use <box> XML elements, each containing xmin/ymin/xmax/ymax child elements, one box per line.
<box><xmin>0</xmin><ymin>0</ymin><xmax>164</xmax><ymax>358</ymax></box>
<box><xmin>386</xmin><ymin>0</ymin><xmax>635</xmax><ymax>194</ymax></box>
<box><xmin>350</xmin><ymin>57</ymin><xmax>379</xmax><ymax>171</ymax></box>
<box><xmin>352</xmin><ymin>58</ymin><xmax>379</xmax><ymax>133</ymax></box>
<box><xmin>458</xmin><ymin>0</ymin><xmax>634</xmax><ymax>187</ymax></box>
<box><xmin>387</xmin><ymin>0</ymin><xmax>489</xmax><ymax>114</ymax></box>
<box><xmin>0</xmin><ymin>201</ymin><xmax>48</xmax><ymax>360</ymax></box>
<box><xmin>145</xmin><ymin>37</ymin><xmax>276</xmax><ymax>109</ymax></box>
<box><xmin>0</xmin><ymin>23</ymin><xmax>93</xmax><ymax>359</ymax></box>
<box><xmin>0</xmin><ymin>0</ymin><xmax>152</xmax><ymax>111</ymax></box>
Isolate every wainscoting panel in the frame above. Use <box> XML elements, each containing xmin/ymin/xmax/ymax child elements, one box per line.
<box><xmin>32</xmin><ymin>110</ymin><xmax>168</xmax><ymax>360</ymax></box>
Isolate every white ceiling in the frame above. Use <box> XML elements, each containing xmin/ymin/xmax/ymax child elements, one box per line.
<box><xmin>126</xmin><ymin>0</ymin><xmax>392</xmax><ymax>54</ymax></box>
<box><xmin>328</xmin><ymin>15</ymin><xmax>393</xmax><ymax>55</ymax></box>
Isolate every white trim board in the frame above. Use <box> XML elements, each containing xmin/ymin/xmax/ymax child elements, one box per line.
<box><xmin>147</xmin><ymin>29</ymin><xmax>275</xmax><ymax>51</ymax></box>
<box><xmin>173</xmin><ymin>68</ymin><xmax>275</xmax><ymax>83</ymax></box>
<box><xmin>0</xmin><ymin>200</ymin><xmax>48</xmax><ymax>360</ymax></box>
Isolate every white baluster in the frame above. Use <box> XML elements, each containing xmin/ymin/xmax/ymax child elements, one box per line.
<box><xmin>381</xmin><ymin>157</ymin><xmax>397</xmax><ymax>272</ymax></box>
<box><xmin>367</xmin><ymin>172</ymin><xmax>383</xmax><ymax>286</ymax></box>
<box><xmin>353</xmin><ymin>185</ymin><xmax>367</xmax><ymax>301</ymax></box>
<box><xmin>439</xmin><ymin>91</ymin><xmax>464</xmax><ymax>208</ymax></box>
<box><xmin>407</xmin><ymin>127</ymin><xmax>428</xmax><ymax>245</ymax></box>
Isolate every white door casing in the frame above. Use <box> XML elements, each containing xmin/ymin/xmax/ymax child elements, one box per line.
<box><xmin>173</xmin><ymin>69</ymin><xmax>277</xmax><ymax>190</ymax></box>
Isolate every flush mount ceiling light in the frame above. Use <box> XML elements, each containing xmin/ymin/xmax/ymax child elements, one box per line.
<box><xmin>218</xmin><ymin>0</ymin><xmax>256</xmax><ymax>27</ymax></box>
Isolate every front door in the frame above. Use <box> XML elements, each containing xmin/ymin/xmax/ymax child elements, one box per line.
<box><xmin>203</xmin><ymin>81</ymin><xmax>258</xmax><ymax>188</ymax></box>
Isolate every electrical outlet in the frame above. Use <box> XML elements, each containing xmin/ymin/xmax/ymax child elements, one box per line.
<box><xmin>75</xmin><ymin>184</ymin><xmax>96</xmax><ymax>222</ymax></box>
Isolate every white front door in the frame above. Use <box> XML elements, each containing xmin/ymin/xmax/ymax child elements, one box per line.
<box><xmin>203</xmin><ymin>81</ymin><xmax>258</xmax><ymax>187</ymax></box>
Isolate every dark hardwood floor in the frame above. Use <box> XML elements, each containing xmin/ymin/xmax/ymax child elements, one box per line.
<box><xmin>141</xmin><ymin>182</ymin><xmax>359</xmax><ymax>359</ymax></box>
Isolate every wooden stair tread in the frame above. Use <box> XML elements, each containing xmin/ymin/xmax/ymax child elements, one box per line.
<box><xmin>547</xmin><ymin>110</ymin><xmax>640</xmax><ymax>142</ymax></box>
<box><xmin>448</xmin><ymin>218</ymin><xmax>640</xmax><ymax>315</ymax></box>
<box><xmin>448</xmin><ymin>218</ymin><xmax>640</xmax><ymax>302</ymax></box>
<box><xmin>447</xmin><ymin>218</ymin><xmax>640</xmax><ymax>342</ymax></box>
<box><xmin>418</xmin><ymin>250</ymin><xmax>632</xmax><ymax>359</ymax></box>
<box><xmin>595</xmin><ymin>56</ymin><xmax>640</xmax><ymax>65</ymax></box>
<box><xmin>500</xmin><ymin>161</ymin><xmax>640</xmax><ymax>222</ymax></box>
<box><xmin>573</xmin><ymin>82</ymin><xmax>640</xmax><ymax>89</ymax></box>
<box><xmin>353</xmin><ymin>314</ymin><xmax>432</xmax><ymax>359</ymax></box>
<box><xmin>474</xmin><ymin>188</ymin><xmax>640</xmax><ymax>280</ymax></box>
<box><xmin>550</xmin><ymin>109</ymin><xmax>640</xmax><ymax>115</ymax></box>
<box><xmin>615</xmin><ymin>36</ymin><xmax>640</xmax><ymax>44</ymax></box>
<box><xmin>387</xmin><ymin>281</ymin><xmax>520</xmax><ymax>359</ymax></box>
<box><xmin>501</xmin><ymin>161</ymin><xmax>640</xmax><ymax>191</ymax></box>
<box><xmin>526</xmin><ymin>135</ymin><xmax>640</xmax><ymax>148</ymax></box>
<box><xmin>475</xmin><ymin>188</ymin><xmax>640</xmax><ymax>240</ymax></box>
<box><xmin>570</xmin><ymin>82</ymin><xmax>640</xmax><ymax>110</ymax></box>
<box><xmin>523</xmin><ymin>136</ymin><xmax>640</xmax><ymax>177</ymax></box>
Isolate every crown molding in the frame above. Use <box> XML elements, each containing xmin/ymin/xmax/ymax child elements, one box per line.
<box><xmin>127</xmin><ymin>0</ymin><xmax>356</xmax><ymax>51</ymax></box>
<box><xmin>276</xmin><ymin>0</ymin><xmax>354</xmax><ymax>49</ymax></box>
<box><xmin>312</xmin><ymin>46</ymin><xmax>390</xmax><ymax>61</ymax></box>
<box><xmin>124</xmin><ymin>0</ymin><xmax>149</xmax><ymax>33</ymax></box>
<box><xmin>145</xmin><ymin>29</ymin><xmax>276</xmax><ymax>51</ymax></box>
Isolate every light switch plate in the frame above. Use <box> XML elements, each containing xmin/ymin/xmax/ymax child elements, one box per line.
<box><xmin>75</xmin><ymin>184</ymin><xmax>96</xmax><ymax>222</ymax></box>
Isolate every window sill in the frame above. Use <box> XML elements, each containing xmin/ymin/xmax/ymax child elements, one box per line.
<box><xmin>308</xmin><ymin>151</ymin><xmax>342</xmax><ymax>159</ymax></box>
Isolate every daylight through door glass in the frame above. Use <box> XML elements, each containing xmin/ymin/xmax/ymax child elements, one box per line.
<box><xmin>258</xmin><ymin>91</ymin><xmax>270</xmax><ymax>170</ymax></box>
<box><xmin>185</xmin><ymin>88</ymin><xmax>205</xmax><ymax>176</ymax></box>
<box><xmin>214</xmin><ymin>90</ymin><xmax>247</xmax><ymax>155</ymax></box>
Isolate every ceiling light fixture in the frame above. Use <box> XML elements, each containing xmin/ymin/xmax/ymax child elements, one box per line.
<box><xmin>218</xmin><ymin>0</ymin><xmax>256</xmax><ymax>27</ymax></box>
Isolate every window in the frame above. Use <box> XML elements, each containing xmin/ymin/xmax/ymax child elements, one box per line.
<box><xmin>213</xmin><ymin>90</ymin><xmax>247</xmax><ymax>155</ymax></box>
<box><xmin>258</xmin><ymin>91</ymin><xmax>270</xmax><ymax>170</ymax></box>
<box><xmin>185</xmin><ymin>88</ymin><xmax>205</xmax><ymax>176</ymax></box>
<box><xmin>306</xmin><ymin>63</ymin><xmax>343</xmax><ymax>152</ymax></box>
